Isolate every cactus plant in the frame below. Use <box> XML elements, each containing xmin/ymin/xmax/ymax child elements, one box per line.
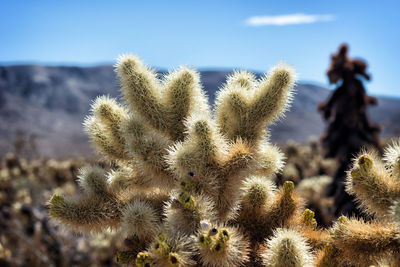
<box><xmin>48</xmin><ymin>54</ymin><xmax>399</xmax><ymax>266</ymax></box>
<box><xmin>47</xmin><ymin>54</ymin><xmax>312</xmax><ymax>266</ymax></box>
<box><xmin>314</xmin><ymin>140</ymin><xmax>400</xmax><ymax>266</ymax></box>
<box><xmin>318</xmin><ymin>44</ymin><xmax>381</xmax><ymax>217</ymax></box>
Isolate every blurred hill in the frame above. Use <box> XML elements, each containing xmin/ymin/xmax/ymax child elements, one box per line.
<box><xmin>1</xmin><ymin>65</ymin><xmax>399</xmax><ymax>158</ymax></box>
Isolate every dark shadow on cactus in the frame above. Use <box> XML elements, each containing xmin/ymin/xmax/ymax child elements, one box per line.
<box><xmin>318</xmin><ymin>43</ymin><xmax>381</xmax><ymax>218</ymax></box>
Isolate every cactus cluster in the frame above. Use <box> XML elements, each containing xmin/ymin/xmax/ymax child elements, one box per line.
<box><xmin>0</xmin><ymin>153</ymin><xmax>125</xmax><ymax>266</ymax></box>
<box><xmin>48</xmin><ymin>54</ymin><xmax>400</xmax><ymax>266</ymax></box>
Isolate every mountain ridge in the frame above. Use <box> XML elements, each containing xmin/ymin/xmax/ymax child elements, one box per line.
<box><xmin>1</xmin><ymin>65</ymin><xmax>399</xmax><ymax>158</ymax></box>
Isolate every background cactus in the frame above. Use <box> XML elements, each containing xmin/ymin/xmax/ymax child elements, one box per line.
<box><xmin>318</xmin><ymin>44</ymin><xmax>381</xmax><ymax>218</ymax></box>
<box><xmin>0</xmin><ymin>153</ymin><xmax>127</xmax><ymax>266</ymax></box>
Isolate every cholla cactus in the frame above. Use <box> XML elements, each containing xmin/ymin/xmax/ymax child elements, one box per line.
<box><xmin>314</xmin><ymin>140</ymin><xmax>400</xmax><ymax>266</ymax></box>
<box><xmin>318</xmin><ymin>44</ymin><xmax>381</xmax><ymax>218</ymax></box>
<box><xmin>262</xmin><ymin>228</ymin><xmax>314</xmax><ymax>267</ymax></box>
<box><xmin>48</xmin><ymin>54</ymin><xmax>341</xmax><ymax>266</ymax></box>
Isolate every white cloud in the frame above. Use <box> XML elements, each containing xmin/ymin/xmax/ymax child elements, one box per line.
<box><xmin>246</xmin><ymin>13</ymin><xmax>335</xmax><ymax>26</ymax></box>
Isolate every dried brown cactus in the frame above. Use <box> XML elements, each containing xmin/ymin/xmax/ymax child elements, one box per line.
<box><xmin>318</xmin><ymin>44</ymin><xmax>381</xmax><ymax>217</ymax></box>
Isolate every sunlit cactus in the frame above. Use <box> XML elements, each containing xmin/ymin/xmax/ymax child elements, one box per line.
<box><xmin>194</xmin><ymin>224</ymin><xmax>250</xmax><ymax>267</ymax></box>
<box><xmin>44</xmin><ymin>52</ymin><xmax>400</xmax><ymax>266</ymax></box>
<box><xmin>313</xmin><ymin>139</ymin><xmax>400</xmax><ymax>266</ymax></box>
<box><xmin>261</xmin><ymin>228</ymin><xmax>314</xmax><ymax>267</ymax></box>
<box><xmin>347</xmin><ymin>152</ymin><xmax>400</xmax><ymax>218</ymax></box>
<box><xmin>48</xmin><ymin>53</ymin><xmax>354</xmax><ymax>266</ymax></box>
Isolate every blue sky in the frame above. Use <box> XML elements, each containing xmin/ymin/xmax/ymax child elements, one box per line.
<box><xmin>1</xmin><ymin>0</ymin><xmax>399</xmax><ymax>97</ymax></box>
